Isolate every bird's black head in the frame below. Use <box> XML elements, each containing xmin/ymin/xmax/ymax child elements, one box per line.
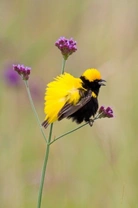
<box><xmin>80</xmin><ymin>68</ymin><xmax>106</xmax><ymax>96</ymax></box>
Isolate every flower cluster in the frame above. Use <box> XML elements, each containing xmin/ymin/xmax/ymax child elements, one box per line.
<box><xmin>98</xmin><ymin>106</ymin><xmax>114</xmax><ymax>118</ymax></box>
<box><xmin>13</xmin><ymin>64</ymin><xmax>31</xmax><ymax>80</ymax></box>
<box><xmin>55</xmin><ymin>37</ymin><xmax>77</xmax><ymax>60</ymax></box>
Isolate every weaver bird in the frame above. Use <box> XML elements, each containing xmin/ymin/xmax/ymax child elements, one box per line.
<box><xmin>42</xmin><ymin>68</ymin><xmax>105</xmax><ymax>128</ymax></box>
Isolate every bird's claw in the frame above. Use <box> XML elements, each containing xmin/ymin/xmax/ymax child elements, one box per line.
<box><xmin>88</xmin><ymin>119</ymin><xmax>94</xmax><ymax>127</ymax></box>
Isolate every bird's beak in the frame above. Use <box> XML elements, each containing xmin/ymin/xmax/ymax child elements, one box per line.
<box><xmin>98</xmin><ymin>79</ymin><xmax>106</xmax><ymax>86</ymax></box>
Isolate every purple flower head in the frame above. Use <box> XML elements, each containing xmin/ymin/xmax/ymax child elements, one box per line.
<box><xmin>98</xmin><ymin>106</ymin><xmax>114</xmax><ymax>118</ymax></box>
<box><xmin>13</xmin><ymin>64</ymin><xmax>31</xmax><ymax>80</ymax></box>
<box><xmin>3</xmin><ymin>66</ymin><xmax>21</xmax><ymax>86</ymax></box>
<box><xmin>55</xmin><ymin>37</ymin><xmax>77</xmax><ymax>60</ymax></box>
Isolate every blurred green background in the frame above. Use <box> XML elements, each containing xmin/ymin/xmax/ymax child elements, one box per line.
<box><xmin>0</xmin><ymin>0</ymin><xmax>138</xmax><ymax>207</ymax></box>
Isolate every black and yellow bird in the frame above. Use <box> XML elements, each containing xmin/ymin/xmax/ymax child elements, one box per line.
<box><xmin>42</xmin><ymin>68</ymin><xmax>105</xmax><ymax>128</ymax></box>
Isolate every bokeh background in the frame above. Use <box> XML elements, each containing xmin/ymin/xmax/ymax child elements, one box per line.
<box><xmin>0</xmin><ymin>0</ymin><xmax>138</xmax><ymax>207</ymax></box>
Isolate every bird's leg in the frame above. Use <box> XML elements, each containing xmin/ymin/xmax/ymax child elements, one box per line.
<box><xmin>88</xmin><ymin>118</ymin><xmax>94</xmax><ymax>127</ymax></box>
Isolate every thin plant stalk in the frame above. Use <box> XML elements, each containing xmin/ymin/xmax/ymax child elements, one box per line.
<box><xmin>61</xmin><ymin>58</ymin><xmax>66</xmax><ymax>74</ymax></box>
<box><xmin>37</xmin><ymin>58</ymin><xmax>66</xmax><ymax>208</ymax></box>
<box><xmin>24</xmin><ymin>80</ymin><xmax>47</xmax><ymax>143</ymax></box>
<box><xmin>37</xmin><ymin>124</ymin><xmax>53</xmax><ymax>208</ymax></box>
<box><xmin>49</xmin><ymin>122</ymin><xmax>88</xmax><ymax>145</ymax></box>
<box><xmin>49</xmin><ymin>113</ymin><xmax>102</xmax><ymax>145</ymax></box>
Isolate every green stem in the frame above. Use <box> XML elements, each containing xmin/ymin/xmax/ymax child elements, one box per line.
<box><xmin>37</xmin><ymin>58</ymin><xmax>66</xmax><ymax>207</ymax></box>
<box><xmin>49</xmin><ymin>113</ymin><xmax>102</xmax><ymax>145</ymax></box>
<box><xmin>37</xmin><ymin>124</ymin><xmax>53</xmax><ymax>208</ymax></box>
<box><xmin>24</xmin><ymin>80</ymin><xmax>47</xmax><ymax>143</ymax></box>
<box><xmin>49</xmin><ymin>122</ymin><xmax>88</xmax><ymax>145</ymax></box>
<box><xmin>61</xmin><ymin>58</ymin><xmax>66</xmax><ymax>74</ymax></box>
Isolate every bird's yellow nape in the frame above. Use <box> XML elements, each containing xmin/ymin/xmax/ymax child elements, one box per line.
<box><xmin>82</xmin><ymin>68</ymin><xmax>101</xmax><ymax>82</ymax></box>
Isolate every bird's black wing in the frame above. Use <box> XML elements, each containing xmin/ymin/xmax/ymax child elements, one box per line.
<box><xmin>58</xmin><ymin>90</ymin><xmax>92</xmax><ymax>121</ymax></box>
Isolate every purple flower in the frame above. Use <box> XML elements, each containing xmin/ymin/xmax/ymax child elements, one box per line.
<box><xmin>98</xmin><ymin>106</ymin><xmax>114</xmax><ymax>118</ymax></box>
<box><xmin>3</xmin><ymin>66</ymin><xmax>21</xmax><ymax>86</ymax></box>
<box><xmin>13</xmin><ymin>64</ymin><xmax>31</xmax><ymax>80</ymax></box>
<box><xmin>55</xmin><ymin>37</ymin><xmax>77</xmax><ymax>60</ymax></box>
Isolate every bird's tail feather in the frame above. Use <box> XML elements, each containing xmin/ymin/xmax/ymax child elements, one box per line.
<box><xmin>42</xmin><ymin>120</ymin><xmax>49</xmax><ymax>129</ymax></box>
